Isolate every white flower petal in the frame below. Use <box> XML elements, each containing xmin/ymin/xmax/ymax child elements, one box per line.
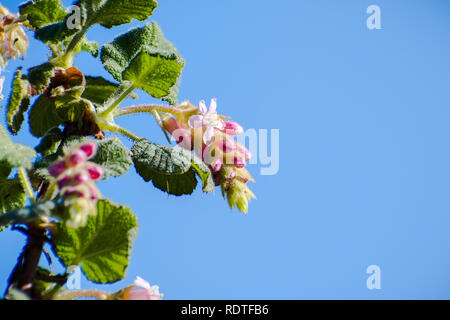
<box><xmin>188</xmin><ymin>115</ymin><xmax>204</xmax><ymax>128</ymax></box>
<box><xmin>203</xmin><ymin>126</ymin><xmax>216</xmax><ymax>145</ymax></box>
<box><xmin>198</xmin><ymin>100</ymin><xmax>207</xmax><ymax>114</ymax></box>
<box><xmin>134</xmin><ymin>276</ymin><xmax>151</xmax><ymax>290</ymax></box>
<box><xmin>209</xmin><ymin>98</ymin><xmax>217</xmax><ymax>113</ymax></box>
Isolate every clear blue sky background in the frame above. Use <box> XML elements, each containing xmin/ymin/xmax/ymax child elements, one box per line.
<box><xmin>1</xmin><ymin>0</ymin><xmax>450</xmax><ymax>299</ymax></box>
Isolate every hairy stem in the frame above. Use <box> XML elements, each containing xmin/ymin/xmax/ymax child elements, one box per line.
<box><xmin>65</xmin><ymin>22</ymin><xmax>92</xmax><ymax>58</ymax></box>
<box><xmin>114</xmin><ymin>126</ymin><xmax>141</xmax><ymax>141</ymax></box>
<box><xmin>18</xmin><ymin>167</ymin><xmax>35</xmax><ymax>204</ymax></box>
<box><xmin>56</xmin><ymin>289</ymin><xmax>111</xmax><ymax>300</ymax></box>
<box><xmin>115</xmin><ymin>105</ymin><xmax>181</xmax><ymax>117</ymax></box>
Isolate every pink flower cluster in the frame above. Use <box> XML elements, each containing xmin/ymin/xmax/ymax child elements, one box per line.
<box><xmin>121</xmin><ymin>277</ymin><xmax>163</xmax><ymax>300</ymax></box>
<box><xmin>48</xmin><ymin>142</ymin><xmax>104</xmax><ymax>228</ymax></box>
<box><xmin>162</xmin><ymin>99</ymin><xmax>256</xmax><ymax>213</ymax></box>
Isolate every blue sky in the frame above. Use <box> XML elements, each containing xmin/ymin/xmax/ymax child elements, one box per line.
<box><xmin>2</xmin><ymin>0</ymin><xmax>450</xmax><ymax>299</ymax></box>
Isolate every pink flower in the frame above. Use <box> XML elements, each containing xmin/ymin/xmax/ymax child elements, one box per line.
<box><xmin>189</xmin><ymin>99</ymin><xmax>225</xmax><ymax>145</ymax></box>
<box><xmin>68</xmin><ymin>150</ymin><xmax>87</xmax><ymax>167</ymax></box>
<box><xmin>80</xmin><ymin>142</ymin><xmax>97</xmax><ymax>159</ymax></box>
<box><xmin>123</xmin><ymin>277</ymin><xmax>163</xmax><ymax>300</ymax></box>
<box><xmin>221</xmin><ymin>121</ymin><xmax>244</xmax><ymax>136</ymax></box>
<box><xmin>85</xmin><ymin>163</ymin><xmax>104</xmax><ymax>181</ymax></box>
<box><xmin>49</xmin><ymin>160</ymin><xmax>67</xmax><ymax>178</ymax></box>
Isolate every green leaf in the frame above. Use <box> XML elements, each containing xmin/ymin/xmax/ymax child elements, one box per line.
<box><xmin>131</xmin><ymin>139</ymin><xmax>214</xmax><ymax>196</ymax></box>
<box><xmin>0</xmin><ymin>201</ymin><xmax>55</xmax><ymax>227</ymax></box>
<box><xmin>35</xmin><ymin>128</ymin><xmax>63</xmax><ymax>156</ymax></box>
<box><xmin>79</xmin><ymin>37</ymin><xmax>99</xmax><ymax>58</ymax></box>
<box><xmin>19</xmin><ymin>0</ymin><xmax>67</xmax><ymax>29</ymax></box>
<box><xmin>191</xmin><ymin>158</ymin><xmax>215</xmax><ymax>193</ymax></box>
<box><xmin>91</xmin><ymin>138</ymin><xmax>133</xmax><ymax>178</ymax></box>
<box><xmin>0</xmin><ymin>124</ymin><xmax>37</xmax><ymax>172</ymax></box>
<box><xmin>56</xmin><ymin>99</ymin><xmax>88</xmax><ymax>123</ymax></box>
<box><xmin>28</xmin><ymin>62</ymin><xmax>56</xmax><ymax>94</ymax></box>
<box><xmin>101</xmin><ymin>22</ymin><xmax>185</xmax><ymax>105</ymax></box>
<box><xmin>75</xmin><ymin>0</ymin><xmax>157</xmax><ymax>29</ymax></box>
<box><xmin>35</xmin><ymin>21</ymin><xmax>79</xmax><ymax>44</ymax></box>
<box><xmin>6</xmin><ymin>68</ymin><xmax>31</xmax><ymax>135</ymax></box>
<box><xmin>82</xmin><ymin>76</ymin><xmax>137</xmax><ymax>105</ymax></box>
<box><xmin>29</xmin><ymin>95</ymin><xmax>62</xmax><ymax>137</ymax></box>
<box><xmin>52</xmin><ymin>199</ymin><xmax>138</xmax><ymax>284</ymax></box>
<box><xmin>0</xmin><ymin>179</ymin><xmax>25</xmax><ymax>215</ymax></box>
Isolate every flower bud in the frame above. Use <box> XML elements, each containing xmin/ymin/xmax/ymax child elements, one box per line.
<box><xmin>211</xmin><ymin>157</ymin><xmax>223</xmax><ymax>173</ymax></box>
<box><xmin>86</xmin><ymin>164</ymin><xmax>104</xmax><ymax>181</ymax></box>
<box><xmin>162</xmin><ymin>117</ymin><xmax>181</xmax><ymax>135</ymax></box>
<box><xmin>62</xmin><ymin>186</ymin><xmax>87</xmax><ymax>199</ymax></box>
<box><xmin>233</xmin><ymin>155</ymin><xmax>246</xmax><ymax>169</ymax></box>
<box><xmin>57</xmin><ymin>175</ymin><xmax>72</xmax><ymax>189</ymax></box>
<box><xmin>49</xmin><ymin>160</ymin><xmax>67</xmax><ymax>178</ymax></box>
<box><xmin>222</xmin><ymin>121</ymin><xmax>243</xmax><ymax>136</ymax></box>
<box><xmin>80</xmin><ymin>142</ymin><xmax>97</xmax><ymax>159</ymax></box>
<box><xmin>88</xmin><ymin>184</ymin><xmax>101</xmax><ymax>200</ymax></box>
<box><xmin>74</xmin><ymin>172</ymin><xmax>90</xmax><ymax>185</ymax></box>
<box><xmin>122</xmin><ymin>277</ymin><xmax>163</xmax><ymax>300</ymax></box>
<box><xmin>236</xmin><ymin>144</ymin><xmax>251</xmax><ymax>161</ymax></box>
<box><xmin>68</xmin><ymin>150</ymin><xmax>87</xmax><ymax>167</ymax></box>
<box><xmin>216</xmin><ymin>138</ymin><xmax>236</xmax><ymax>153</ymax></box>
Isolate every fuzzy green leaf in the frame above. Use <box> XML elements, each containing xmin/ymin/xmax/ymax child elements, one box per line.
<box><xmin>28</xmin><ymin>62</ymin><xmax>56</xmax><ymax>94</ymax></box>
<box><xmin>56</xmin><ymin>99</ymin><xmax>88</xmax><ymax>123</ymax></box>
<box><xmin>131</xmin><ymin>139</ymin><xmax>214</xmax><ymax>196</ymax></box>
<box><xmin>19</xmin><ymin>0</ymin><xmax>67</xmax><ymax>29</ymax></box>
<box><xmin>52</xmin><ymin>199</ymin><xmax>138</xmax><ymax>284</ymax></box>
<box><xmin>0</xmin><ymin>124</ymin><xmax>37</xmax><ymax>172</ymax></box>
<box><xmin>0</xmin><ymin>179</ymin><xmax>25</xmax><ymax>215</ymax></box>
<box><xmin>101</xmin><ymin>22</ymin><xmax>184</xmax><ymax>105</ymax></box>
<box><xmin>6</xmin><ymin>68</ymin><xmax>31</xmax><ymax>135</ymax></box>
<box><xmin>29</xmin><ymin>96</ymin><xmax>62</xmax><ymax>138</ymax></box>
<box><xmin>75</xmin><ymin>0</ymin><xmax>157</xmax><ymax>29</ymax></box>
<box><xmin>35</xmin><ymin>128</ymin><xmax>62</xmax><ymax>156</ymax></box>
<box><xmin>91</xmin><ymin>138</ymin><xmax>133</xmax><ymax>178</ymax></box>
<box><xmin>35</xmin><ymin>21</ymin><xmax>79</xmax><ymax>44</ymax></box>
<box><xmin>79</xmin><ymin>38</ymin><xmax>99</xmax><ymax>58</ymax></box>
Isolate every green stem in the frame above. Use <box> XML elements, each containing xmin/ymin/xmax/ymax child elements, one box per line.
<box><xmin>115</xmin><ymin>105</ymin><xmax>182</xmax><ymax>117</ymax></box>
<box><xmin>99</xmin><ymin>84</ymin><xmax>137</xmax><ymax>118</ymax></box>
<box><xmin>112</xmin><ymin>125</ymin><xmax>141</xmax><ymax>141</ymax></box>
<box><xmin>64</xmin><ymin>22</ymin><xmax>91</xmax><ymax>58</ymax></box>
<box><xmin>55</xmin><ymin>289</ymin><xmax>111</xmax><ymax>300</ymax></box>
<box><xmin>18</xmin><ymin>167</ymin><xmax>35</xmax><ymax>204</ymax></box>
<box><xmin>152</xmin><ymin>110</ymin><xmax>172</xmax><ymax>143</ymax></box>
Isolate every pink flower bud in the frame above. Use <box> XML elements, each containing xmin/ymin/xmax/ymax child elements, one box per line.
<box><xmin>62</xmin><ymin>186</ymin><xmax>87</xmax><ymax>198</ymax></box>
<box><xmin>172</xmin><ymin>128</ymin><xmax>193</xmax><ymax>150</ymax></box>
<box><xmin>80</xmin><ymin>142</ymin><xmax>97</xmax><ymax>158</ymax></box>
<box><xmin>49</xmin><ymin>160</ymin><xmax>67</xmax><ymax>178</ymax></box>
<box><xmin>88</xmin><ymin>184</ymin><xmax>101</xmax><ymax>200</ymax></box>
<box><xmin>74</xmin><ymin>172</ymin><xmax>89</xmax><ymax>185</ymax></box>
<box><xmin>222</xmin><ymin>121</ymin><xmax>243</xmax><ymax>136</ymax></box>
<box><xmin>211</xmin><ymin>157</ymin><xmax>223</xmax><ymax>173</ymax></box>
<box><xmin>68</xmin><ymin>150</ymin><xmax>87</xmax><ymax>167</ymax></box>
<box><xmin>216</xmin><ymin>138</ymin><xmax>236</xmax><ymax>153</ymax></box>
<box><xmin>162</xmin><ymin>117</ymin><xmax>181</xmax><ymax>135</ymax></box>
<box><xmin>57</xmin><ymin>175</ymin><xmax>72</xmax><ymax>189</ymax></box>
<box><xmin>86</xmin><ymin>164</ymin><xmax>104</xmax><ymax>181</ymax></box>
<box><xmin>233</xmin><ymin>155</ymin><xmax>246</xmax><ymax>169</ymax></box>
<box><xmin>236</xmin><ymin>145</ymin><xmax>251</xmax><ymax>161</ymax></box>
